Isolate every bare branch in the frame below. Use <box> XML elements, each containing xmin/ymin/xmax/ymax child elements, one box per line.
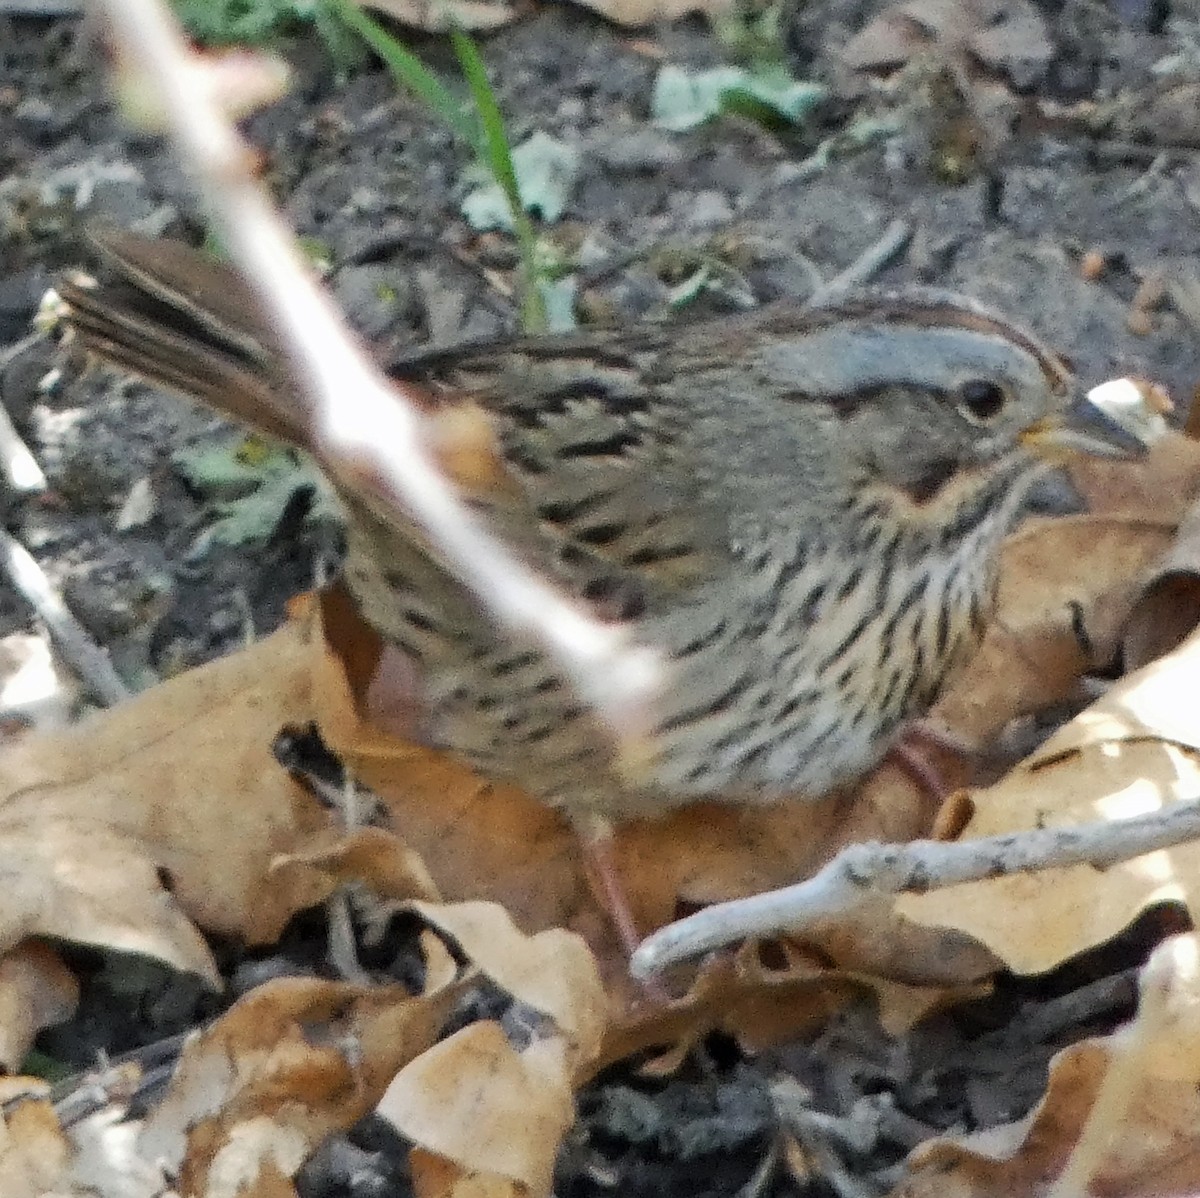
<box><xmin>85</xmin><ymin>0</ymin><xmax>662</xmax><ymax>740</ymax></box>
<box><xmin>631</xmin><ymin>798</ymin><xmax>1200</xmax><ymax>977</ymax></box>
<box><xmin>0</xmin><ymin>332</ymin><xmax>48</xmax><ymax>497</ymax></box>
<box><xmin>0</xmin><ymin>529</ymin><xmax>129</xmax><ymax>705</ymax></box>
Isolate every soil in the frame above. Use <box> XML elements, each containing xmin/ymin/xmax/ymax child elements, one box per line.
<box><xmin>1</xmin><ymin>2</ymin><xmax>1198</xmax><ymax>1194</ymax></box>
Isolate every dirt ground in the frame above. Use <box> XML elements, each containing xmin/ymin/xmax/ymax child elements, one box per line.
<box><xmin>2</xmin><ymin>2</ymin><xmax>1199</xmax><ymax>1194</ymax></box>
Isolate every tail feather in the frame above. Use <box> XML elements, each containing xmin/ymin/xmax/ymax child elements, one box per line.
<box><xmin>60</xmin><ymin>229</ymin><xmax>306</xmax><ymax>446</ymax></box>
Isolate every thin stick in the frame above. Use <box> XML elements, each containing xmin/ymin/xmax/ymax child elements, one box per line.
<box><xmin>0</xmin><ymin>332</ymin><xmax>48</xmax><ymax>495</ymax></box>
<box><xmin>0</xmin><ymin>400</ymin><xmax>46</xmax><ymax>496</ymax></box>
<box><xmin>809</xmin><ymin>220</ymin><xmax>913</xmax><ymax>304</ymax></box>
<box><xmin>86</xmin><ymin>0</ymin><xmax>661</xmax><ymax>743</ymax></box>
<box><xmin>0</xmin><ymin>529</ymin><xmax>130</xmax><ymax>705</ymax></box>
<box><xmin>631</xmin><ymin>798</ymin><xmax>1200</xmax><ymax>978</ymax></box>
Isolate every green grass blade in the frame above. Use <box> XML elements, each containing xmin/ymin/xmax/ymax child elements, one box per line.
<box><xmin>450</xmin><ymin>27</ymin><xmax>547</xmax><ymax>332</ymax></box>
<box><xmin>324</xmin><ymin>0</ymin><xmax>480</xmax><ymax>148</ymax></box>
<box><xmin>450</xmin><ymin>30</ymin><xmax>520</xmax><ymax>222</ymax></box>
<box><xmin>318</xmin><ymin>2</ymin><xmax>547</xmax><ymax>332</ymax></box>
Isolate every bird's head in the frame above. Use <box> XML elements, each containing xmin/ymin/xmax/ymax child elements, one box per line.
<box><xmin>751</xmin><ymin>291</ymin><xmax>1147</xmax><ymax>512</ymax></box>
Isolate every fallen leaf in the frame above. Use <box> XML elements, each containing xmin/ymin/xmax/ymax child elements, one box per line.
<box><xmin>173</xmin><ymin>436</ymin><xmax>333</xmax><ymax>554</ymax></box>
<box><xmin>895</xmin><ymin>934</ymin><xmax>1200</xmax><ymax>1198</ymax></box>
<box><xmin>362</xmin><ymin>0</ymin><xmax>516</xmax><ymax>30</ymax></box>
<box><xmin>842</xmin><ymin>0</ymin><xmax>1053</xmax><ymax>88</ymax></box>
<box><xmin>0</xmin><ymin>619</ymin><xmax>327</xmax><ymax>961</ymax></box>
<box><xmin>0</xmin><ymin>819</ymin><xmax>218</xmax><ymax>986</ymax></box>
<box><xmin>900</xmin><ymin>622</ymin><xmax>1200</xmax><ymax>975</ymax></box>
<box><xmin>651</xmin><ymin>64</ymin><xmax>826</xmax><ymax>132</ymax></box>
<box><xmin>1120</xmin><ymin>495</ymin><xmax>1200</xmax><ymax>670</ymax></box>
<box><xmin>269</xmin><ymin>826</ymin><xmax>443</xmax><ymax>907</ymax></box>
<box><xmin>460</xmin><ymin>132</ymin><xmax>580</xmax><ymax>231</ymax></box>
<box><xmin>139</xmin><ymin>973</ymin><xmax>464</xmax><ymax>1196</ymax></box>
<box><xmin>0</xmin><ymin>1099</ymin><xmax>72</xmax><ymax>1198</ymax></box>
<box><xmin>134</xmin><ymin>900</ymin><xmax>600</xmax><ymax>1196</ymax></box>
<box><xmin>380</xmin><ymin>1023</ymin><xmax>574</xmax><ymax>1198</ymax></box>
<box><xmin>0</xmin><ymin>943</ymin><xmax>78</xmax><ymax>1071</ymax></box>
<box><xmin>407</xmin><ymin>901</ymin><xmax>608</xmax><ymax>1067</ymax></box>
<box><xmin>936</xmin><ymin>433</ymin><xmax>1200</xmax><ymax>745</ymax></box>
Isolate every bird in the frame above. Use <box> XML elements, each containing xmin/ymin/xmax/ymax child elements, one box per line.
<box><xmin>59</xmin><ymin>227</ymin><xmax>1144</xmax><ymax>954</ymax></box>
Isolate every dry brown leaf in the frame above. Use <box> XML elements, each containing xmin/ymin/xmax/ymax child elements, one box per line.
<box><xmin>140</xmin><ymin>972</ymin><xmax>464</xmax><ymax>1195</ymax></box>
<box><xmin>0</xmin><ymin>621</ymin><xmax>329</xmax><ymax>979</ymax></box>
<box><xmin>933</xmin><ymin>515</ymin><xmax>1170</xmax><ymax>743</ymax></box>
<box><xmin>362</xmin><ymin>0</ymin><xmax>516</xmax><ymax>31</ymax></box>
<box><xmin>407</xmin><ymin>901</ymin><xmax>608</xmax><ymax>1068</ymax></box>
<box><xmin>270</xmin><ymin>825</ymin><xmax>442</xmax><ymax>906</ymax></box>
<box><xmin>601</xmin><ymin>941</ymin><xmax>986</xmax><ymax>1071</ymax></box>
<box><xmin>1120</xmin><ymin>495</ymin><xmax>1200</xmax><ymax>671</ymax></box>
<box><xmin>0</xmin><ymin>1099</ymin><xmax>72</xmax><ymax>1198</ymax></box>
<box><xmin>379</xmin><ymin>1022</ymin><xmax>575</xmax><ymax>1198</ymax></box>
<box><xmin>408</xmin><ymin>1148</ymin><xmax>525</xmax><ymax>1198</ymax></box>
<box><xmin>0</xmin><ymin>819</ymin><xmax>219</xmax><ymax>986</ymax></box>
<box><xmin>0</xmin><ymin>942</ymin><xmax>78</xmax><ymax>1071</ymax></box>
<box><xmin>894</xmin><ymin>934</ymin><xmax>1200</xmax><ymax>1198</ymax></box>
<box><xmin>136</xmin><ymin>901</ymin><xmax>601</xmax><ymax>1195</ymax></box>
<box><xmin>0</xmin><ymin>1079</ymin><xmax>50</xmax><ymax>1103</ymax></box>
<box><xmin>899</xmin><ymin>621</ymin><xmax>1200</xmax><ymax>976</ymax></box>
<box><xmin>841</xmin><ymin>0</ymin><xmax>1053</xmax><ymax>84</ymax></box>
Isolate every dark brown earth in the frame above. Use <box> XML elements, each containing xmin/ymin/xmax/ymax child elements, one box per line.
<box><xmin>1</xmin><ymin>2</ymin><xmax>1196</xmax><ymax>1193</ymax></box>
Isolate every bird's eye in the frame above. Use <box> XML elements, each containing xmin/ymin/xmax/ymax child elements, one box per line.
<box><xmin>957</xmin><ymin>379</ymin><xmax>1008</xmax><ymax>422</ymax></box>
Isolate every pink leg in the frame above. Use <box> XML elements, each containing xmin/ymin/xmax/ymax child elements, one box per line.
<box><xmin>885</xmin><ymin>720</ymin><xmax>976</xmax><ymax>802</ymax></box>
<box><xmin>886</xmin><ymin>737</ymin><xmax>955</xmax><ymax>802</ymax></box>
<box><xmin>577</xmin><ymin>816</ymin><xmax>671</xmax><ymax>1001</ymax></box>
<box><xmin>578</xmin><ymin>817</ymin><xmax>644</xmax><ymax>960</ymax></box>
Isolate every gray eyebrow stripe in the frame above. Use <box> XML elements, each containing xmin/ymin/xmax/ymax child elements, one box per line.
<box><xmin>752</xmin><ymin>323</ymin><xmax>1054</xmax><ymax>397</ymax></box>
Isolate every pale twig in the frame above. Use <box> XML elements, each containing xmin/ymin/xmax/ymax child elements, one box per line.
<box><xmin>809</xmin><ymin>220</ymin><xmax>913</xmax><ymax>304</ymax></box>
<box><xmin>326</xmin><ymin>768</ymin><xmax>371</xmax><ymax>984</ymax></box>
<box><xmin>86</xmin><ymin>0</ymin><xmax>661</xmax><ymax>742</ymax></box>
<box><xmin>0</xmin><ymin>529</ymin><xmax>130</xmax><ymax>705</ymax></box>
<box><xmin>0</xmin><ymin>399</ymin><xmax>46</xmax><ymax>497</ymax></box>
<box><xmin>0</xmin><ymin>332</ymin><xmax>48</xmax><ymax>496</ymax></box>
<box><xmin>631</xmin><ymin>798</ymin><xmax>1200</xmax><ymax>978</ymax></box>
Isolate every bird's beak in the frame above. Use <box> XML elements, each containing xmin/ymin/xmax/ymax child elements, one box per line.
<box><xmin>1021</xmin><ymin>379</ymin><xmax>1165</xmax><ymax>460</ymax></box>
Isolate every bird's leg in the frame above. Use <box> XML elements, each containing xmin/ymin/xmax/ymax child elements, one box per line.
<box><xmin>576</xmin><ymin>814</ymin><xmax>675</xmax><ymax>1002</ymax></box>
<box><xmin>886</xmin><ymin>738</ymin><xmax>953</xmax><ymax>802</ymax></box>
<box><xmin>886</xmin><ymin>720</ymin><xmax>976</xmax><ymax>802</ymax></box>
<box><xmin>575</xmin><ymin>812</ymin><xmax>645</xmax><ymax>961</ymax></box>
<box><xmin>902</xmin><ymin>719</ymin><xmax>977</xmax><ymax>759</ymax></box>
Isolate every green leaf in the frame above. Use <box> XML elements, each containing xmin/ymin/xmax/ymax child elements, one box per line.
<box><xmin>538</xmin><ymin>276</ymin><xmax>578</xmax><ymax>332</ymax></box>
<box><xmin>652</xmin><ymin>63</ymin><xmax>826</xmax><ymax>133</ymax></box>
<box><xmin>460</xmin><ymin>131</ymin><xmax>580</xmax><ymax>230</ymax></box>
<box><xmin>174</xmin><ymin>437</ymin><xmax>336</xmax><ymax>554</ymax></box>
<box><xmin>451</xmin><ymin>28</ymin><xmax>521</xmax><ymax>216</ymax></box>
<box><xmin>665</xmin><ymin>264</ymin><xmax>713</xmax><ymax>309</ymax></box>
<box><xmin>173</xmin><ymin>0</ymin><xmax>316</xmax><ymax>44</ymax></box>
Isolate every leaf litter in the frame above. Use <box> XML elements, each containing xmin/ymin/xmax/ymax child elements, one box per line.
<box><xmin>8</xmin><ymin>3</ymin><xmax>1200</xmax><ymax>1184</ymax></box>
<box><xmin>5</xmin><ymin>413</ymin><xmax>1200</xmax><ymax>1190</ymax></box>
